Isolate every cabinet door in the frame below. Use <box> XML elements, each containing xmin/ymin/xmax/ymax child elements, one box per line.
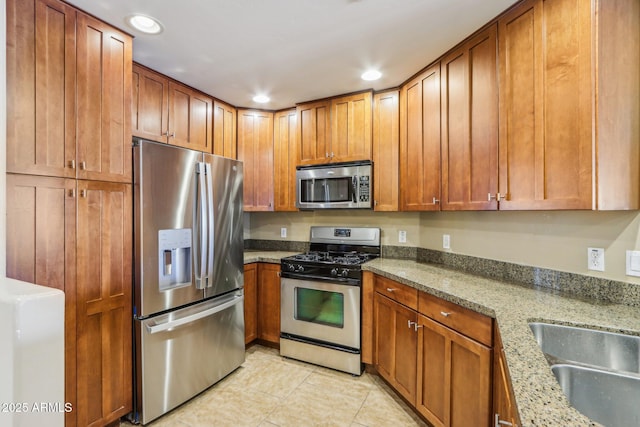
<box><xmin>417</xmin><ymin>314</ymin><xmax>491</xmax><ymax>427</ymax></box>
<box><xmin>6</xmin><ymin>0</ymin><xmax>76</xmax><ymax>178</ymax></box>
<box><xmin>76</xmin><ymin>12</ymin><xmax>132</xmax><ymax>183</ymax></box>
<box><xmin>168</xmin><ymin>81</ymin><xmax>214</xmax><ymax>153</ymax></box>
<box><xmin>331</xmin><ymin>91</ymin><xmax>373</xmax><ymax>162</ymax></box>
<box><xmin>372</xmin><ymin>90</ymin><xmax>400</xmax><ymax>211</ymax></box>
<box><xmin>494</xmin><ymin>327</ymin><xmax>521</xmax><ymax>427</ymax></box>
<box><xmin>213</xmin><ymin>99</ymin><xmax>237</xmax><ymax>158</ymax></box>
<box><xmin>498</xmin><ymin>0</ymin><xmax>592</xmax><ymax>210</ymax></box>
<box><xmin>374</xmin><ymin>292</ymin><xmax>417</xmax><ymax>404</ymax></box>
<box><xmin>297</xmin><ymin>100</ymin><xmax>332</xmax><ymax>164</ymax></box>
<box><xmin>441</xmin><ymin>24</ymin><xmax>498</xmax><ymax>211</ymax></box>
<box><xmin>6</xmin><ymin>174</ymin><xmax>78</xmax><ymax>427</ymax></box>
<box><xmin>237</xmin><ymin>109</ymin><xmax>275</xmax><ymax>211</ymax></box>
<box><xmin>274</xmin><ymin>109</ymin><xmax>298</xmax><ymax>211</ymax></box>
<box><xmin>400</xmin><ymin>63</ymin><xmax>441</xmax><ymax>211</ymax></box>
<box><xmin>132</xmin><ymin>64</ymin><xmax>169</xmax><ymax>143</ymax></box>
<box><xmin>257</xmin><ymin>263</ymin><xmax>281</xmax><ymax>345</ymax></box>
<box><xmin>244</xmin><ymin>264</ymin><xmax>258</xmax><ymax>345</ymax></box>
<box><xmin>76</xmin><ymin>181</ymin><xmax>132</xmax><ymax>426</ymax></box>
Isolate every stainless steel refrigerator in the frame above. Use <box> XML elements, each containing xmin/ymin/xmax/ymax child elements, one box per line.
<box><xmin>132</xmin><ymin>139</ymin><xmax>245</xmax><ymax>425</ymax></box>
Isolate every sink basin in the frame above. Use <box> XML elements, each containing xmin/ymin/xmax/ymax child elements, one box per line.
<box><xmin>529</xmin><ymin>322</ymin><xmax>640</xmax><ymax>374</ymax></box>
<box><xmin>552</xmin><ymin>364</ymin><xmax>640</xmax><ymax>427</ymax></box>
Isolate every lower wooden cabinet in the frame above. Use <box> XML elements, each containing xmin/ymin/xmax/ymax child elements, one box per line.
<box><xmin>374</xmin><ymin>292</ymin><xmax>418</xmax><ymax>403</ymax></box>
<box><xmin>493</xmin><ymin>325</ymin><xmax>521</xmax><ymax>427</ymax></box>
<box><xmin>416</xmin><ymin>314</ymin><xmax>491</xmax><ymax>427</ymax></box>
<box><xmin>6</xmin><ymin>175</ymin><xmax>133</xmax><ymax>427</ymax></box>
<box><xmin>244</xmin><ymin>263</ymin><xmax>258</xmax><ymax>344</ymax></box>
<box><xmin>372</xmin><ymin>274</ymin><xmax>493</xmax><ymax>427</ymax></box>
<box><xmin>257</xmin><ymin>263</ymin><xmax>281</xmax><ymax>345</ymax></box>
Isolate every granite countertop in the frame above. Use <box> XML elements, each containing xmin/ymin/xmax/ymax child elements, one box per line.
<box><xmin>243</xmin><ymin>252</ymin><xmax>640</xmax><ymax>426</ymax></box>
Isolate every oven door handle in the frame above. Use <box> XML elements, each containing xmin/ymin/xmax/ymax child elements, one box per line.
<box><xmin>280</xmin><ymin>272</ymin><xmax>360</xmax><ymax>285</ymax></box>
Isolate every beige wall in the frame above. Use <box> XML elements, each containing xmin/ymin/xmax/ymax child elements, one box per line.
<box><xmin>247</xmin><ymin>210</ymin><xmax>640</xmax><ymax>285</ymax></box>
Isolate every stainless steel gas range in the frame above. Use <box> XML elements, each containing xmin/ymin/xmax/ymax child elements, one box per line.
<box><xmin>280</xmin><ymin>226</ymin><xmax>380</xmax><ymax>375</ymax></box>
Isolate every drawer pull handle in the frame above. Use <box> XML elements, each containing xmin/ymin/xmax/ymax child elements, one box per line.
<box><xmin>386</xmin><ymin>288</ymin><xmax>395</xmax><ymax>292</ymax></box>
<box><xmin>440</xmin><ymin>311</ymin><xmax>451</xmax><ymax>317</ymax></box>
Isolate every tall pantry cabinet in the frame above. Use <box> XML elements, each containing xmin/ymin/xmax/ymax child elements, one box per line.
<box><xmin>6</xmin><ymin>0</ymin><xmax>134</xmax><ymax>425</ymax></box>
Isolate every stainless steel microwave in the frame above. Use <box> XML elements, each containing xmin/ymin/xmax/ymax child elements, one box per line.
<box><xmin>295</xmin><ymin>160</ymin><xmax>372</xmax><ymax>209</ymax></box>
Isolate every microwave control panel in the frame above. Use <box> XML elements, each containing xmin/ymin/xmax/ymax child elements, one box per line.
<box><xmin>358</xmin><ymin>175</ymin><xmax>370</xmax><ymax>202</ymax></box>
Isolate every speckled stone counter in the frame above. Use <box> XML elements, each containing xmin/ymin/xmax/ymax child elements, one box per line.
<box><xmin>242</xmin><ymin>252</ymin><xmax>640</xmax><ymax>426</ymax></box>
<box><xmin>364</xmin><ymin>258</ymin><xmax>640</xmax><ymax>427</ymax></box>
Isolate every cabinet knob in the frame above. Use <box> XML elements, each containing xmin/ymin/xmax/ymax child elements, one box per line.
<box><xmin>488</xmin><ymin>193</ymin><xmax>507</xmax><ymax>202</ymax></box>
<box><xmin>440</xmin><ymin>311</ymin><xmax>451</xmax><ymax>317</ymax></box>
<box><xmin>68</xmin><ymin>160</ymin><xmax>76</xmax><ymax>169</ymax></box>
<box><xmin>386</xmin><ymin>287</ymin><xmax>395</xmax><ymax>292</ymax></box>
<box><xmin>432</xmin><ymin>197</ymin><xmax>440</xmax><ymax>204</ymax></box>
<box><xmin>80</xmin><ymin>161</ymin><xmax>86</xmax><ymax>170</ymax></box>
<box><xmin>495</xmin><ymin>414</ymin><xmax>514</xmax><ymax>427</ymax></box>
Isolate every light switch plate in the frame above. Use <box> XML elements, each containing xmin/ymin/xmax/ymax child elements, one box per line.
<box><xmin>626</xmin><ymin>250</ymin><xmax>640</xmax><ymax>277</ymax></box>
<box><xmin>280</xmin><ymin>227</ymin><xmax>287</xmax><ymax>238</ymax></box>
<box><xmin>398</xmin><ymin>230</ymin><xmax>407</xmax><ymax>243</ymax></box>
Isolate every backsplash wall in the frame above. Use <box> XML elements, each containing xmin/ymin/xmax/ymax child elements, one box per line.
<box><xmin>247</xmin><ymin>210</ymin><xmax>640</xmax><ymax>286</ymax></box>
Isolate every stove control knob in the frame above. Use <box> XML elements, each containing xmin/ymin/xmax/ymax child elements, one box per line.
<box><xmin>287</xmin><ymin>263</ymin><xmax>295</xmax><ymax>272</ymax></box>
<box><xmin>331</xmin><ymin>268</ymin><xmax>338</xmax><ymax>276</ymax></box>
<box><xmin>296</xmin><ymin>265</ymin><xmax>305</xmax><ymax>273</ymax></box>
<box><xmin>341</xmin><ymin>269</ymin><xmax>349</xmax><ymax>277</ymax></box>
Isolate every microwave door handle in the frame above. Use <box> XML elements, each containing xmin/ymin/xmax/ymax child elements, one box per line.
<box><xmin>352</xmin><ymin>176</ymin><xmax>357</xmax><ymax>203</ymax></box>
<box><xmin>194</xmin><ymin>162</ymin><xmax>207</xmax><ymax>290</ymax></box>
<box><xmin>205</xmin><ymin>162</ymin><xmax>214</xmax><ymax>288</ymax></box>
<box><xmin>323</xmin><ymin>181</ymin><xmax>330</xmax><ymax>203</ymax></box>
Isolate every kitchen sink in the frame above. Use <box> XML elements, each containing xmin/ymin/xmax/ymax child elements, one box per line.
<box><xmin>529</xmin><ymin>322</ymin><xmax>640</xmax><ymax>373</ymax></box>
<box><xmin>551</xmin><ymin>364</ymin><xmax>640</xmax><ymax>427</ymax></box>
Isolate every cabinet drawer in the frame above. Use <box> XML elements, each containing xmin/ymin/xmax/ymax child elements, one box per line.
<box><xmin>418</xmin><ymin>292</ymin><xmax>492</xmax><ymax>346</ymax></box>
<box><xmin>374</xmin><ymin>275</ymin><xmax>418</xmax><ymax>310</ymax></box>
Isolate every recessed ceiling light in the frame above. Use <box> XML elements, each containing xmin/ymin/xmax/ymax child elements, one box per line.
<box><xmin>253</xmin><ymin>95</ymin><xmax>270</xmax><ymax>103</ymax></box>
<box><xmin>361</xmin><ymin>70</ymin><xmax>382</xmax><ymax>81</ymax></box>
<box><xmin>126</xmin><ymin>14</ymin><xmax>163</xmax><ymax>35</ymax></box>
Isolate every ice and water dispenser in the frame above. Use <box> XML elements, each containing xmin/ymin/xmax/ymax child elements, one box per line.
<box><xmin>158</xmin><ymin>229</ymin><xmax>192</xmax><ymax>291</ymax></box>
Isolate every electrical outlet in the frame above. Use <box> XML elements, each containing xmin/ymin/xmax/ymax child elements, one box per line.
<box><xmin>280</xmin><ymin>227</ymin><xmax>287</xmax><ymax>238</ymax></box>
<box><xmin>587</xmin><ymin>247</ymin><xmax>605</xmax><ymax>271</ymax></box>
<box><xmin>398</xmin><ymin>230</ymin><xmax>407</xmax><ymax>243</ymax></box>
<box><xmin>443</xmin><ymin>234</ymin><xmax>450</xmax><ymax>250</ymax></box>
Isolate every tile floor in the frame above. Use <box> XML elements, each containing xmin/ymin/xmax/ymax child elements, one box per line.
<box><xmin>122</xmin><ymin>345</ymin><xmax>427</xmax><ymax>427</ymax></box>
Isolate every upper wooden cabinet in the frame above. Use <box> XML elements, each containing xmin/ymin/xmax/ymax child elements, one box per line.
<box><xmin>441</xmin><ymin>24</ymin><xmax>499</xmax><ymax>211</ymax></box>
<box><xmin>297</xmin><ymin>99</ymin><xmax>332</xmax><ymax>164</ymax></box>
<box><xmin>497</xmin><ymin>0</ymin><xmax>639</xmax><ymax>210</ymax></box>
<box><xmin>297</xmin><ymin>91</ymin><xmax>373</xmax><ymax>165</ymax></box>
<box><xmin>213</xmin><ymin>99</ymin><xmax>237</xmax><ymax>158</ymax></box>
<box><xmin>372</xmin><ymin>90</ymin><xmax>400</xmax><ymax>211</ymax></box>
<box><xmin>132</xmin><ymin>63</ymin><xmax>214</xmax><ymax>153</ymax></box>
<box><xmin>273</xmin><ymin>109</ymin><xmax>298</xmax><ymax>211</ymax></box>
<box><xmin>330</xmin><ymin>91</ymin><xmax>373</xmax><ymax>162</ymax></box>
<box><xmin>237</xmin><ymin>109</ymin><xmax>275</xmax><ymax>211</ymax></box>
<box><xmin>132</xmin><ymin>64</ymin><xmax>169</xmax><ymax>144</ymax></box>
<box><xmin>400</xmin><ymin>63</ymin><xmax>442</xmax><ymax>211</ymax></box>
<box><xmin>7</xmin><ymin>0</ymin><xmax>132</xmax><ymax>183</ymax></box>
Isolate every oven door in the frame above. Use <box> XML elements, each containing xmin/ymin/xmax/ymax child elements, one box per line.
<box><xmin>280</xmin><ymin>277</ymin><xmax>360</xmax><ymax>350</ymax></box>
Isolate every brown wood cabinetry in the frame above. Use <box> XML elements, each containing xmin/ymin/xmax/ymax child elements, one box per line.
<box><xmin>372</xmin><ymin>90</ymin><xmax>400</xmax><ymax>211</ymax></box>
<box><xmin>132</xmin><ymin>64</ymin><xmax>169</xmax><ymax>143</ymax></box>
<box><xmin>257</xmin><ymin>263</ymin><xmax>282</xmax><ymax>345</ymax></box>
<box><xmin>494</xmin><ymin>325</ymin><xmax>521</xmax><ymax>427</ymax></box>
<box><xmin>132</xmin><ymin>63</ymin><xmax>214</xmax><ymax>153</ymax></box>
<box><xmin>497</xmin><ymin>0</ymin><xmax>639</xmax><ymax>210</ymax></box>
<box><xmin>399</xmin><ymin>63</ymin><xmax>441</xmax><ymax>211</ymax></box>
<box><xmin>213</xmin><ymin>99</ymin><xmax>237</xmax><ymax>158</ymax></box>
<box><xmin>441</xmin><ymin>24</ymin><xmax>498</xmax><ymax>211</ymax></box>
<box><xmin>297</xmin><ymin>99</ymin><xmax>332</xmax><ymax>165</ymax></box>
<box><xmin>330</xmin><ymin>91</ymin><xmax>373</xmax><ymax>162</ymax></box>
<box><xmin>244</xmin><ymin>264</ymin><xmax>258</xmax><ymax>345</ymax></box>
<box><xmin>7</xmin><ymin>0</ymin><xmax>132</xmax><ymax>184</ymax></box>
<box><xmin>273</xmin><ymin>109</ymin><xmax>298</xmax><ymax>211</ymax></box>
<box><xmin>372</xmin><ymin>274</ymin><xmax>493</xmax><ymax>427</ymax></box>
<box><xmin>76</xmin><ymin>181</ymin><xmax>132</xmax><ymax>426</ymax></box>
<box><xmin>237</xmin><ymin>109</ymin><xmax>275</xmax><ymax>211</ymax></box>
<box><xmin>6</xmin><ymin>174</ymin><xmax>78</xmax><ymax>426</ymax></box>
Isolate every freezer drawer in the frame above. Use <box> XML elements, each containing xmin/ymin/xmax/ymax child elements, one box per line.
<box><xmin>135</xmin><ymin>291</ymin><xmax>245</xmax><ymax>425</ymax></box>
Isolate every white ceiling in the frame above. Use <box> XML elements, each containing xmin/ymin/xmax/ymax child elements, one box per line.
<box><xmin>65</xmin><ymin>0</ymin><xmax>517</xmax><ymax>110</ymax></box>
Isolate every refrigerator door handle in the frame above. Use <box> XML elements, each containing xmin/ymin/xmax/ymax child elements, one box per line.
<box><xmin>194</xmin><ymin>162</ymin><xmax>208</xmax><ymax>290</ymax></box>
<box><xmin>145</xmin><ymin>294</ymin><xmax>244</xmax><ymax>334</ymax></box>
<box><xmin>205</xmin><ymin>162</ymin><xmax>214</xmax><ymax>288</ymax></box>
